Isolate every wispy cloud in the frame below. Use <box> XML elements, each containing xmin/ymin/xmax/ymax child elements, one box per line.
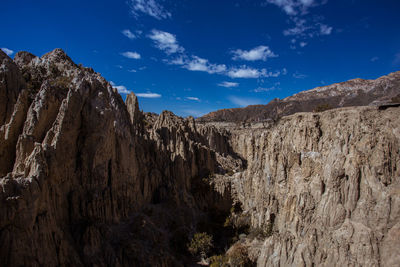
<box><xmin>319</xmin><ymin>24</ymin><xmax>332</xmax><ymax>35</ymax></box>
<box><xmin>148</xmin><ymin>29</ymin><xmax>184</xmax><ymax>55</ymax></box>
<box><xmin>299</xmin><ymin>41</ymin><xmax>307</xmax><ymax>47</ymax></box>
<box><xmin>253</xmin><ymin>82</ymin><xmax>281</xmax><ymax>93</ymax></box>
<box><xmin>229</xmin><ymin>96</ymin><xmax>263</xmax><ymax>107</ymax></box>
<box><xmin>265</xmin><ymin>0</ymin><xmax>332</xmax><ymax>47</ymax></box>
<box><xmin>136</xmin><ymin>92</ymin><xmax>162</xmax><ymax>98</ymax></box>
<box><xmin>186</xmin><ymin>97</ymin><xmax>200</xmax><ymax>101</ymax></box>
<box><xmin>110</xmin><ymin>81</ymin><xmax>131</xmax><ymax>94</ymax></box>
<box><xmin>394</xmin><ymin>52</ymin><xmax>400</xmax><ymax>65</ymax></box>
<box><xmin>264</xmin><ymin>0</ymin><xmax>324</xmax><ymax>16</ymax></box>
<box><xmin>129</xmin><ymin>0</ymin><xmax>171</xmax><ymax>20</ymax></box>
<box><xmin>121</xmin><ymin>51</ymin><xmax>141</xmax><ymax>59</ymax></box>
<box><xmin>232</xmin><ymin>46</ymin><xmax>278</xmax><ymax>61</ymax></box>
<box><xmin>283</xmin><ymin>17</ymin><xmax>309</xmax><ymax>36</ymax></box>
<box><xmin>122</xmin><ymin>29</ymin><xmax>136</xmax><ymax>39</ymax></box>
<box><xmin>227</xmin><ymin>66</ymin><xmax>283</xmax><ymax>79</ymax></box>
<box><xmin>293</xmin><ymin>71</ymin><xmax>307</xmax><ymax>79</ymax></box>
<box><xmin>218</xmin><ymin>81</ymin><xmax>239</xmax><ymax>88</ymax></box>
<box><xmin>370</xmin><ymin>56</ymin><xmax>379</xmax><ymax>62</ymax></box>
<box><xmin>1</xmin><ymin>47</ymin><xmax>14</xmax><ymax>56</ymax></box>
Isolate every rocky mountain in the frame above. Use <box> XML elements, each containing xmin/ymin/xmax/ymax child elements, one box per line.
<box><xmin>199</xmin><ymin>71</ymin><xmax>400</xmax><ymax>122</ymax></box>
<box><xmin>1</xmin><ymin>49</ymin><xmax>399</xmax><ymax>266</ymax></box>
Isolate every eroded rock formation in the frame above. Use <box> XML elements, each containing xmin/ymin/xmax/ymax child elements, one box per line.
<box><xmin>1</xmin><ymin>49</ymin><xmax>399</xmax><ymax>266</ymax></box>
<box><xmin>222</xmin><ymin>107</ymin><xmax>400</xmax><ymax>266</ymax></box>
<box><xmin>0</xmin><ymin>49</ymin><xmax>236</xmax><ymax>266</ymax></box>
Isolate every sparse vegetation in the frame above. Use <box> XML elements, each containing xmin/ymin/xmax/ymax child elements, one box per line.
<box><xmin>52</xmin><ymin>76</ymin><xmax>72</xmax><ymax>90</ymax></box>
<box><xmin>209</xmin><ymin>254</ymin><xmax>229</xmax><ymax>267</ymax></box>
<box><xmin>391</xmin><ymin>94</ymin><xmax>400</xmax><ymax>103</ymax></box>
<box><xmin>228</xmin><ymin>244</ymin><xmax>254</xmax><ymax>267</ymax></box>
<box><xmin>313</xmin><ymin>103</ymin><xmax>333</xmax><ymax>112</ymax></box>
<box><xmin>188</xmin><ymin>232</ymin><xmax>213</xmax><ymax>259</ymax></box>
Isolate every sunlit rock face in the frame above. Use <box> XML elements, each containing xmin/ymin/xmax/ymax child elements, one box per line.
<box><xmin>222</xmin><ymin>106</ymin><xmax>400</xmax><ymax>266</ymax></box>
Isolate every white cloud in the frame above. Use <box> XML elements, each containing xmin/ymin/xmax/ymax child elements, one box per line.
<box><xmin>227</xmin><ymin>66</ymin><xmax>266</xmax><ymax>78</ymax></box>
<box><xmin>228</xmin><ymin>96</ymin><xmax>262</xmax><ymax>107</ymax></box>
<box><xmin>136</xmin><ymin>92</ymin><xmax>161</xmax><ymax>98</ymax></box>
<box><xmin>148</xmin><ymin>29</ymin><xmax>184</xmax><ymax>54</ymax></box>
<box><xmin>218</xmin><ymin>81</ymin><xmax>239</xmax><ymax>88</ymax></box>
<box><xmin>299</xmin><ymin>42</ymin><xmax>307</xmax><ymax>47</ymax></box>
<box><xmin>1</xmin><ymin>47</ymin><xmax>14</xmax><ymax>56</ymax></box>
<box><xmin>121</xmin><ymin>51</ymin><xmax>141</xmax><ymax>59</ymax></box>
<box><xmin>152</xmin><ymin>30</ymin><xmax>283</xmax><ymax>79</ymax></box>
<box><xmin>129</xmin><ymin>0</ymin><xmax>171</xmax><ymax>20</ymax></box>
<box><xmin>186</xmin><ymin>97</ymin><xmax>200</xmax><ymax>101</ymax></box>
<box><xmin>184</xmin><ymin>56</ymin><xmax>226</xmax><ymax>74</ymax></box>
<box><xmin>253</xmin><ymin>87</ymin><xmax>275</xmax><ymax>93</ymax></box>
<box><xmin>168</xmin><ymin>55</ymin><xmax>227</xmax><ymax>74</ymax></box>
<box><xmin>122</xmin><ymin>29</ymin><xmax>136</xmax><ymax>39</ymax></box>
<box><xmin>110</xmin><ymin>81</ymin><xmax>131</xmax><ymax>94</ymax></box>
<box><xmin>232</xmin><ymin>46</ymin><xmax>278</xmax><ymax>61</ymax></box>
<box><xmin>226</xmin><ymin>66</ymin><xmax>281</xmax><ymax>79</ymax></box>
<box><xmin>320</xmin><ymin>24</ymin><xmax>332</xmax><ymax>35</ymax></box>
<box><xmin>128</xmin><ymin>69</ymin><xmax>137</xmax><ymax>72</ymax></box>
<box><xmin>283</xmin><ymin>16</ymin><xmax>333</xmax><ymax>42</ymax></box>
<box><xmin>264</xmin><ymin>0</ymin><xmax>327</xmax><ymax>16</ymax></box>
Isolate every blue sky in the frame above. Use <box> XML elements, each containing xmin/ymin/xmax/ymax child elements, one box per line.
<box><xmin>1</xmin><ymin>0</ymin><xmax>400</xmax><ymax>117</ymax></box>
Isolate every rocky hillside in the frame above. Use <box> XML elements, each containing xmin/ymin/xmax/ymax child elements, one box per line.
<box><xmin>199</xmin><ymin>71</ymin><xmax>400</xmax><ymax>122</ymax></box>
<box><xmin>1</xmin><ymin>49</ymin><xmax>399</xmax><ymax>266</ymax></box>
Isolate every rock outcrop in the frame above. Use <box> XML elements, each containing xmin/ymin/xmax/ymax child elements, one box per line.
<box><xmin>1</xmin><ymin>49</ymin><xmax>399</xmax><ymax>266</ymax></box>
<box><xmin>199</xmin><ymin>71</ymin><xmax>400</xmax><ymax>122</ymax></box>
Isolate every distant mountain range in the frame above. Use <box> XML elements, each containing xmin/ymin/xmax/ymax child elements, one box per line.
<box><xmin>199</xmin><ymin>71</ymin><xmax>400</xmax><ymax>122</ymax></box>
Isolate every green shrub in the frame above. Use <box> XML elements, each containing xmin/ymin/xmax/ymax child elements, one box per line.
<box><xmin>188</xmin><ymin>232</ymin><xmax>213</xmax><ymax>259</ymax></box>
<box><xmin>210</xmin><ymin>254</ymin><xmax>229</xmax><ymax>267</ymax></box>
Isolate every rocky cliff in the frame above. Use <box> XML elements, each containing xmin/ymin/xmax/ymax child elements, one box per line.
<box><xmin>221</xmin><ymin>106</ymin><xmax>400</xmax><ymax>266</ymax></box>
<box><xmin>1</xmin><ymin>49</ymin><xmax>399</xmax><ymax>266</ymax></box>
<box><xmin>199</xmin><ymin>71</ymin><xmax>400</xmax><ymax>122</ymax></box>
<box><xmin>0</xmin><ymin>49</ymin><xmax>238</xmax><ymax>266</ymax></box>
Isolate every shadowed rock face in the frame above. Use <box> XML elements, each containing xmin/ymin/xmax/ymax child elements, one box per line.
<box><xmin>0</xmin><ymin>49</ymin><xmax>236</xmax><ymax>266</ymax></box>
<box><xmin>0</xmin><ymin>49</ymin><xmax>399</xmax><ymax>266</ymax></box>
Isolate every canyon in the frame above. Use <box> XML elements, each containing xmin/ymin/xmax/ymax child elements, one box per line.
<box><xmin>0</xmin><ymin>49</ymin><xmax>399</xmax><ymax>266</ymax></box>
